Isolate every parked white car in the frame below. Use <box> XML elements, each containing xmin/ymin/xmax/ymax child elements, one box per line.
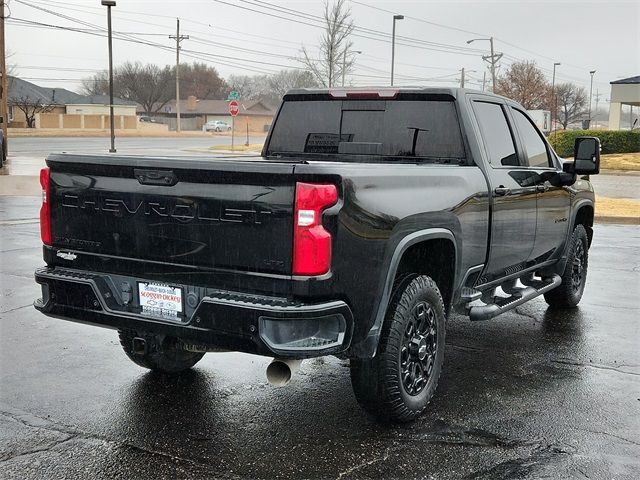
<box><xmin>203</xmin><ymin>120</ymin><xmax>232</xmax><ymax>132</ymax></box>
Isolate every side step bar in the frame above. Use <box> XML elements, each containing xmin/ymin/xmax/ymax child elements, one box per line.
<box><xmin>468</xmin><ymin>274</ymin><xmax>561</xmax><ymax>322</ymax></box>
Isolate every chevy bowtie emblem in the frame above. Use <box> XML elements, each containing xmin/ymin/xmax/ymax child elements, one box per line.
<box><xmin>56</xmin><ymin>251</ymin><xmax>78</xmax><ymax>261</ymax></box>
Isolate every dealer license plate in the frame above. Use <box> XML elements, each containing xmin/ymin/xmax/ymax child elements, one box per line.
<box><xmin>138</xmin><ymin>282</ymin><xmax>183</xmax><ymax>320</ymax></box>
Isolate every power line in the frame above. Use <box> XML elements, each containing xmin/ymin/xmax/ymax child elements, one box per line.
<box><xmin>348</xmin><ymin>0</ymin><xmax>486</xmax><ymax>37</ymax></box>
<box><xmin>210</xmin><ymin>0</ymin><xmax>486</xmax><ymax>57</ymax></box>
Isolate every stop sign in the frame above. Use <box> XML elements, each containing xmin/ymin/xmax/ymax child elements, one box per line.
<box><xmin>229</xmin><ymin>100</ymin><xmax>239</xmax><ymax>117</ymax></box>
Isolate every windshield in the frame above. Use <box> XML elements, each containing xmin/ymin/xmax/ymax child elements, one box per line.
<box><xmin>266</xmin><ymin>99</ymin><xmax>465</xmax><ymax>161</ymax></box>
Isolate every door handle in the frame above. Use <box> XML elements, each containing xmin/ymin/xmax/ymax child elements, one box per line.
<box><xmin>494</xmin><ymin>186</ymin><xmax>511</xmax><ymax>196</ymax></box>
<box><xmin>536</xmin><ymin>184</ymin><xmax>549</xmax><ymax>193</ymax></box>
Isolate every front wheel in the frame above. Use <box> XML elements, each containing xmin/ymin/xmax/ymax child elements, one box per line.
<box><xmin>544</xmin><ymin>224</ymin><xmax>589</xmax><ymax>308</ymax></box>
<box><xmin>350</xmin><ymin>275</ymin><xmax>445</xmax><ymax>422</ymax></box>
<box><xmin>118</xmin><ymin>330</ymin><xmax>204</xmax><ymax>374</ymax></box>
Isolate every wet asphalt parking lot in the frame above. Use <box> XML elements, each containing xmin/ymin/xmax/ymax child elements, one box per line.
<box><xmin>0</xmin><ymin>196</ymin><xmax>639</xmax><ymax>479</ymax></box>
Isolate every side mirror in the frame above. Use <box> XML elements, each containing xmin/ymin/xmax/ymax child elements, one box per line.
<box><xmin>573</xmin><ymin>136</ymin><xmax>600</xmax><ymax>175</ymax></box>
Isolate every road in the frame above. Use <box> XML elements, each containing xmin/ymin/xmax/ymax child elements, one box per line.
<box><xmin>1</xmin><ymin>196</ymin><xmax>638</xmax><ymax>479</ymax></box>
<box><xmin>2</xmin><ymin>136</ymin><xmax>267</xmax><ymax>176</ymax></box>
<box><xmin>590</xmin><ymin>172</ymin><xmax>640</xmax><ymax>200</ymax></box>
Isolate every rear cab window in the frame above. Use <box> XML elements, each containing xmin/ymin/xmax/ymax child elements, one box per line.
<box><xmin>266</xmin><ymin>94</ymin><xmax>466</xmax><ymax>163</ymax></box>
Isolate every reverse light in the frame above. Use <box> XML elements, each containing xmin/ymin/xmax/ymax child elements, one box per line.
<box><xmin>39</xmin><ymin>167</ymin><xmax>52</xmax><ymax>245</ymax></box>
<box><xmin>293</xmin><ymin>182</ymin><xmax>338</xmax><ymax>276</ymax></box>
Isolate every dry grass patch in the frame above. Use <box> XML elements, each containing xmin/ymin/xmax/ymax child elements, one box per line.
<box><xmin>600</xmin><ymin>152</ymin><xmax>640</xmax><ymax>171</ymax></box>
<box><xmin>209</xmin><ymin>143</ymin><xmax>264</xmax><ymax>153</ymax></box>
<box><xmin>596</xmin><ymin>196</ymin><xmax>640</xmax><ymax>219</ymax></box>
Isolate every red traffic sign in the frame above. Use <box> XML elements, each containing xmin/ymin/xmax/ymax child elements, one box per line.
<box><xmin>229</xmin><ymin>100</ymin><xmax>239</xmax><ymax>117</ymax></box>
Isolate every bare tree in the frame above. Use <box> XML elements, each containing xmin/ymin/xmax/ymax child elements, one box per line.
<box><xmin>227</xmin><ymin>74</ymin><xmax>269</xmax><ymax>100</ymax></box>
<box><xmin>300</xmin><ymin>0</ymin><xmax>355</xmax><ymax>87</ymax></box>
<box><xmin>81</xmin><ymin>62</ymin><xmax>174</xmax><ymax>113</ymax></box>
<box><xmin>267</xmin><ymin>69</ymin><xmax>319</xmax><ymax>102</ymax></box>
<box><xmin>13</xmin><ymin>95</ymin><xmax>55</xmax><ymax>128</ymax></box>
<box><xmin>555</xmin><ymin>82</ymin><xmax>587</xmax><ymax>130</ymax></box>
<box><xmin>495</xmin><ymin>60</ymin><xmax>550</xmax><ymax>109</ymax></box>
<box><xmin>178</xmin><ymin>62</ymin><xmax>227</xmax><ymax>99</ymax></box>
<box><xmin>117</xmin><ymin>62</ymin><xmax>174</xmax><ymax>113</ymax></box>
<box><xmin>227</xmin><ymin>70</ymin><xmax>319</xmax><ymax>105</ymax></box>
<box><xmin>80</xmin><ymin>70</ymin><xmax>109</xmax><ymax>96</ymax></box>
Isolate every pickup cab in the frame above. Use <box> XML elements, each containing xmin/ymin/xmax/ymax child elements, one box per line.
<box><xmin>34</xmin><ymin>88</ymin><xmax>600</xmax><ymax>422</ymax></box>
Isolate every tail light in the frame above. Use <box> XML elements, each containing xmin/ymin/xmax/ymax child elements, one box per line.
<box><xmin>293</xmin><ymin>182</ymin><xmax>338</xmax><ymax>276</ymax></box>
<box><xmin>39</xmin><ymin>167</ymin><xmax>52</xmax><ymax>245</ymax></box>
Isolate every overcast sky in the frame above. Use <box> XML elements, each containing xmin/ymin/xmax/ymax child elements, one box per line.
<box><xmin>6</xmin><ymin>0</ymin><xmax>639</xmax><ymax>105</ymax></box>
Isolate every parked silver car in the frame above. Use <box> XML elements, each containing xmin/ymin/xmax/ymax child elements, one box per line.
<box><xmin>203</xmin><ymin>120</ymin><xmax>232</xmax><ymax>132</ymax></box>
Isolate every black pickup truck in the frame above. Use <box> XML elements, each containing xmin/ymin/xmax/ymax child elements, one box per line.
<box><xmin>34</xmin><ymin>88</ymin><xmax>600</xmax><ymax>422</ymax></box>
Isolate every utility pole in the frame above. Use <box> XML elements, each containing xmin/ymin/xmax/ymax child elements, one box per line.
<box><xmin>482</xmin><ymin>71</ymin><xmax>486</xmax><ymax>91</ymax></box>
<box><xmin>594</xmin><ymin>89</ymin><xmax>601</xmax><ymax>129</ymax></box>
<box><xmin>488</xmin><ymin>37</ymin><xmax>497</xmax><ymax>90</ymax></box>
<box><xmin>467</xmin><ymin>37</ymin><xmax>502</xmax><ymax>92</ymax></box>
<box><xmin>588</xmin><ymin>70</ymin><xmax>596</xmax><ymax>127</ymax></box>
<box><xmin>170</xmin><ymin>18</ymin><xmax>188</xmax><ymax>132</ymax></box>
<box><xmin>1</xmin><ymin>0</ymin><xmax>9</xmax><ymax>161</ymax></box>
<box><xmin>551</xmin><ymin>62</ymin><xmax>560</xmax><ymax>132</ymax></box>
<box><xmin>460</xmin><ymin>67</ymin><xmax>465</xmax><ymax>88</ymax></box>
<box><xmin>390</xmin><ymin>15</ymin><xmax>403</xmax><ymax>86</ymax></box>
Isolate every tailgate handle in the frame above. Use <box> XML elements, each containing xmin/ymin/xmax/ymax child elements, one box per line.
<box><xmin>134</xmin><ymin>169</ymin><xmax>178</xmax><ymax>186</ymax></box>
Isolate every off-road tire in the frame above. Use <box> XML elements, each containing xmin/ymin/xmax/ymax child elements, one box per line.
<box><xmin>350</xmin><ymin>275</ymin><xmax>446</xmax><ymax>422</ymax></box>
<box><xmin>544</xmin><ymin>224</ymin><xmax>589</xmax><ymax>308</ymax></box>
<box><xmin>118</xmin><ymin>330</ymin><xmax>204</xmax><ymax>374</ymax></box>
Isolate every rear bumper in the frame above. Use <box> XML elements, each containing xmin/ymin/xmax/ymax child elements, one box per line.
<box><xmin>34</xmin><ymin>267</ymin><xmax>353</xmax><ymax>359</ymax></box>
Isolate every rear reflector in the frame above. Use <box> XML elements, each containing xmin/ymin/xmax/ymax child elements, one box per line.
<box><xmin>39</xmin><ymin>167</ymin><xmax>52</xmax><ymax>245</ymax></box>
<box><xmin>293</xmin><ymin>182</ymin><xmax>338</xmax><ymax>276</ymax></box>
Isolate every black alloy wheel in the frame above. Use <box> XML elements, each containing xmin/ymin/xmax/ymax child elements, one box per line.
<box><xmin>401</xmin><ymin>301</ymin><xmax>438</xmax><ymax>396</ymax></box>
<box><xmin>350</xmin><ymin>275</ymin><xmax>445</xmax><ymax>422</ymax></box>
<box><xmin>571</xmin><ymin>239</ymin><xmax>586</xmax><ymax>293</ymax></box>
<box><xmin>544</xmin><ymin>224</ymin><xmax>589</xmax><ymax>308</ymax></box>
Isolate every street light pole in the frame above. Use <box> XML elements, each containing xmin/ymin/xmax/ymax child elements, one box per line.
<box><xmin>551</xmin><ymin>62</ymin><xmax>560</xmax><ymax>132</ymax></box>
<box><xmin>342</xmin><ymin>50</ymin><xmax>362</xmax><ymax>87</ymax></box>
<box><xmin>101</xmin><ymin>0</ymin><xmax>116</xmax><ymax>153</ymax></box>
<box><xmin>588</xmin><ymin>70</ymin><xmax>596</xmax><ymax>127</ymax></box>
<box><xmin>391</xmin><ymin>15</ymin><xmax>403</xmax><ymax>86</ymax></box>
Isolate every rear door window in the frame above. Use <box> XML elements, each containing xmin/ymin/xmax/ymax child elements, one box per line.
<box><xmin>472</xmin><ymin>101</ymin><xmax>519</xmax><ymax>167</ymax></box>
<box><xmin>511</xmin><ymin>108</ymin><xmax>552</xmax><ymax>168</ymax></box>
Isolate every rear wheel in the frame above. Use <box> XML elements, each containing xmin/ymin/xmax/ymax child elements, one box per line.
<box><xmin>118</xmin><ymin>330</ymin><xmax>204</xmax><ymax>374</ymax></box>
<box><xmin>544</xmin><ymin>224</ymin><xmax>589</xmax><ymax>308</ymax></box>
<box><xmin>350</xmin><ymin>275</ymin><xmax>445</xmax><ymax>422</ymax></box>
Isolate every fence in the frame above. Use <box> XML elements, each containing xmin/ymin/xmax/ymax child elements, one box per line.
<box><xmin>37</xmin><ymin>113</ymin><xmax>137</xmax><ymax>130</ymax></box>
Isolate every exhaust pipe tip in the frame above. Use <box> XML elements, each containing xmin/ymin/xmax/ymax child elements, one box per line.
<box><xmin>266</xmin><ymin>359</ymin><xmax>302</xmax><ymax>387</ymax></box>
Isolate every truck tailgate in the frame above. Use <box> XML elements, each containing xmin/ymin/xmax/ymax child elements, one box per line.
<box><xmin>47</xmin><ymin>154</ymin><xmax>296</xmax><ymax>275</ymax></box>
